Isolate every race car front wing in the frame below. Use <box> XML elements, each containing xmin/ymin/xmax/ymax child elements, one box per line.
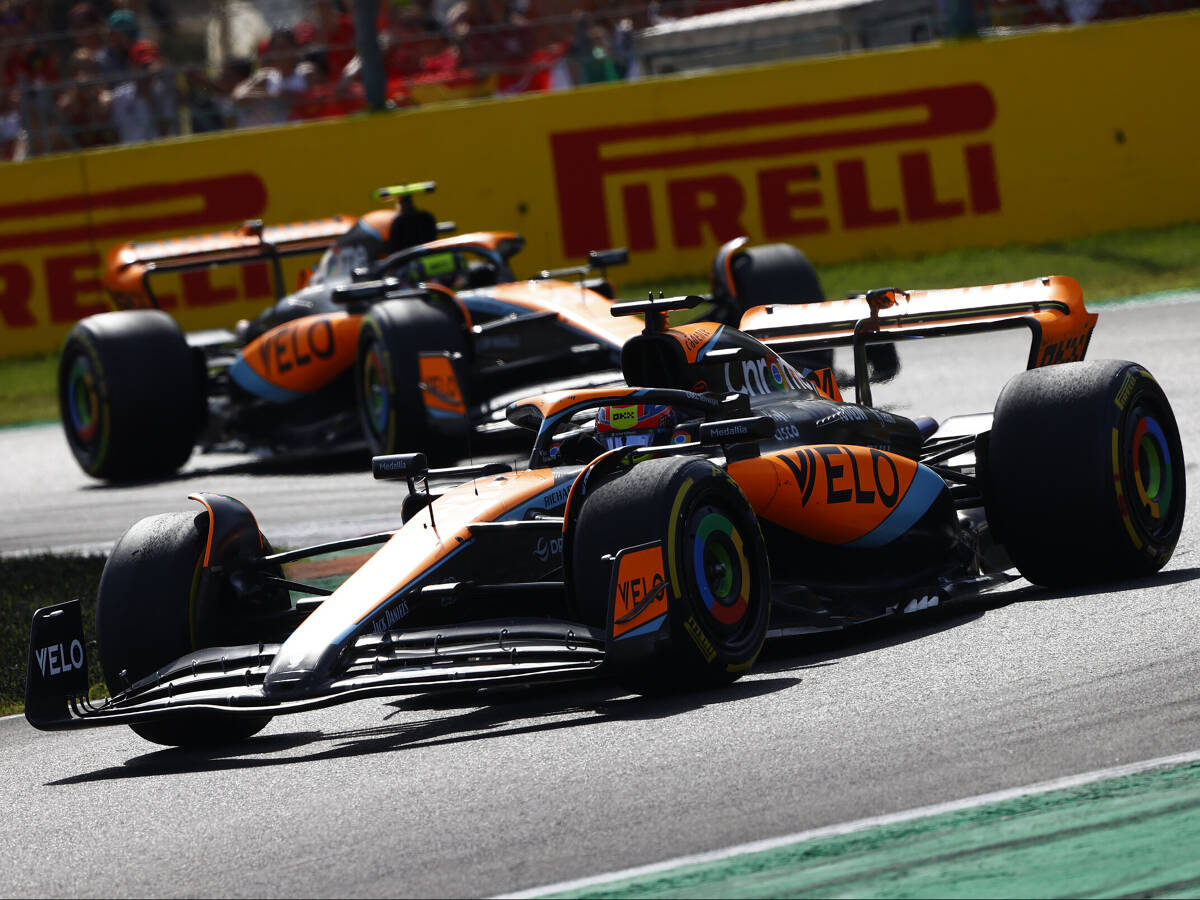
<box><xmin>25</xmin><ymin>599</ymin><xmax>605</xmax><ymax>731</ymax></box>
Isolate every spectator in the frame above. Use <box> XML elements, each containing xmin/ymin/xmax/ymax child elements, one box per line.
<box><xmin>316</xmin><ymin>0</ymin><xmax>357</xmax><ymax>78</ymax></box>
<box><xmin>230</xmin><ymin>29</ymin><xmax>309</xmax><ymax>126</ymax></box>
<box><xmin>55</xmin><ymin>46</ymin><xmax>114</xmax><ymax>149</ymax></box>
<box><xmin>2</xmin><ymin>1</ymin><xmax>59</xmax><ymax>88</ymax></box>
<box><xmin>66</xmin><ymin>3</ymin><xmax>106</xmax><ymax>62</ymax></box>
<box><xmin>567</xmin><ymin>13</ymin><xmax>619</xmax><ymax>84</ymax></box>
<box><xmin>183</xmin><ymin>56</ymin><xmax>250</xmax><ymax>134</ymax></box>
<box><xmin>109</xmin><ymin>39</ymin><xmax>177</xmax><ymax>144</ymax></box>
<box><xmin>448</xmin><ymin>0</ymin><xmax>538</xmax><ymax>77</ymax></box>
<box><xmin>289</xmin><ymin>50</ymin><xmax>366</xmax><ymax>120</ymax></box>
<box><xmin>0</xmin><ymin>79</ymin><xmax>25</xmax><ymax>160</ymax></box>
<box><xmin>105</xmin><ymin>8</ymin><xmax>140</xmax><ymax>75</ymax></box>
<box><xmin>382</xmin><ymin>5</ymin><xmax>446</xmax><ymax>80</ymax></box>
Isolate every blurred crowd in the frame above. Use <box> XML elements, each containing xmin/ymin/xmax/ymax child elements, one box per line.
<box><xmin>2</xmin><ymin>0</ymin><xmax>1197</xmax><ymax>161</ymax></box>
<box><xmin>1</xmin><ymin>0</ymin><xmax>768</xmax><ymax>159</ymax></box>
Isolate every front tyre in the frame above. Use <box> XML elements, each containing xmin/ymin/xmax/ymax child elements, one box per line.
<box><xmin>59</xmin><ymin>310</ymin><xmax>203</xmax><ymax>481</ymax></box>
<box><xmin>572</xmin><ymin>457</ymin><xmax>770</xmax><ymax>693</ymax></box>
<box><xmin>987</xmin><ymin>360</ymin><xmax>1185</xmax><ymax>587</ymax></box>
<box><xmin>96</xmin><ymin>511</ymin><xmax>273</xmax><ymax>747</ymax></box>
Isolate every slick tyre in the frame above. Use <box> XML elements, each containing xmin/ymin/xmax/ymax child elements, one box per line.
<box><xmin>355</xmin><ymin>298</ymin><xmax>469</xmax><ymax>462</ymax></box>
<box><xmin>987</xmin><ymin>359</ymin><xmax>1185</xmax><ymax>587</ymax></box>
<box><xmin>727</xmin><ymin>243</ymin><xmax>845</xmax><ymax>372</ymax></box>
<box><xmin>731</xmin><ymin>243</ymin><xmax>824</xmax><ymax>307</ymax></box>
<box><xmin>572</xmin><ymin>457</ymin><xmax>770</xmax><ymax>694</ymax></box>
<box><xmin>96</xmin><ymin>511</ymin><xmax>272</xmax><ymax>747</ymax></box>
<box><xmin>59</xmin><ymin>310</ymin><xmax>203</xmax><ymax>481</ymax></box>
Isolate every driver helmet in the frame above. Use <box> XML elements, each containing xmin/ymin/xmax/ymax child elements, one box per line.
<box><xmin>595</xmin><ymin>403</ymin><xmax>678</xmax><ymax>450</ymax></box>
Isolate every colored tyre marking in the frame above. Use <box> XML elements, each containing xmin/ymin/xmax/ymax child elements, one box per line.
<box><xmin>67</xmin><ymin>355</ymin><xmax>99</xmax><ymax>443</ymax></box>
<box><xmin>363</xmin><ymin>339</ymin><xmax>390</xmax><ymax>438</ymax></box>
<box><xmin>691</xmin><ymin>509</ymin><xmax>750</xmax><ymax>627</ymax></box>
<box><xmin>1131</xmin><ymin>415</ymin><xmax>1172</xmax><ymax>520</ymax></box>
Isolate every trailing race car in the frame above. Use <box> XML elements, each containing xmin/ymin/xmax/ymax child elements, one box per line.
<box><xmin>59</xmin><ymin>183</ymin><xmax>824</xmax><ymax>480</ymax></box>
<box><xmin>26</xmin><ymin>276</ymin><xmax>1185</xmax><ymax>747</ymax></box>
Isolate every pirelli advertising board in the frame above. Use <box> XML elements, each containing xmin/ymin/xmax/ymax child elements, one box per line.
<box><xmin>2</xmin><ymin>11</ymin><xmax>1199</xmax><ymax>357</ymax></box>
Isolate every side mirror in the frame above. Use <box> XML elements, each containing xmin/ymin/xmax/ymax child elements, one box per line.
<box><xmin>588</xmin><ymin>248</ymin><xmax>628</xmax><ymax>268</ymax></box>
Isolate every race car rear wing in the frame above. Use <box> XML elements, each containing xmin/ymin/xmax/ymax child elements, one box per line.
<box><xmin>739</xmin><ymin>276</ymin><xmax>1098</xmax><ymax>406</ymax></box>
<box><xmin>104</xmin><ymin>216</ymin><xmax>359</xmax><ymax>310</ymax></box>
<box><xmin>104</xmin><ymin>214</ymin><xmax>462</xmax><ymax>311</ymax></box>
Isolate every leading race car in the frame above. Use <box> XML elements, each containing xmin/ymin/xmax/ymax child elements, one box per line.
<box><xmin>26</xmin><ymin>276</ymin><xmax>1185</xmax><ymax>746</ymax></box>
<box><xmin>60</xmin><ymin>181</ymin><xmax>824</xmax><ymax>480</ymax></box>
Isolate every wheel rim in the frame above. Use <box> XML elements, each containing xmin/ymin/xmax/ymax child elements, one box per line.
<box><xmin>63</xmin><ymin>351</ymin><xmax>104</xmax><ymax>465</ymax></box>
<box><xmin>1123</xmin><ymin>399</ymin><xmax>1179</xmax><ymax>541</ymax></box>
<box><xmin>686</xmin><ymin>503</ymin><xmax>752</xmax><ymax>635</ymax></box>
<box><xmin>362</xmin><ymin>342</ymin><xmax>389</xmax><ymax>438</ymax></box>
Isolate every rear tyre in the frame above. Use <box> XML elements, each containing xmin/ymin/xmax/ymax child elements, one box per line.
<box><xmin>728</xmin><ymin>243</ymin><xmax>823</xmax><ymax>308</ymax></box>
<box><xmin>717</xmin><ymin>242</ymin><xmax>838</xmax><ymax>371</ymax></box>
<box><xmin>572</xmin><ymin>457</ymin><xmax>770</xmax><ymax>693</ymax></box>
<box><xmin>59</xmin><ymin>310</ymin><xmax>203</xmax><ymax>481</ymax></box>
<box><xmin>987</xmin><ymin>360</ymin><xmax>1185</xmax><ymax>587</ymax></box>
<box><xmin>355</xmin><ymin>298</ymin><xmax>469</xmax><ymax>462</ymax></box>
<box><xmin>96</xmin><ymin>511</ymin><xmax>273</xmax><ymax>747</ymax></box>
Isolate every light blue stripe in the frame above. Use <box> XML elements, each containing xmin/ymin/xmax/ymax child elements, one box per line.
<box><xmin>696</xmin><ymin>325</ymin><xmax>725</xmax><ymax>360</ymax></box>
<box><xmin>615</xmin><ymin>613</ymin><xmax>666</xmax><ymax>641</ymax></box>
<box><xmin>843</xmin><ymin>464</ymin><xmax>945</xmax><ymax>549</ymax></box>
<box><xmin>228</xmin><ymin>357</ymin><xmax>305</xmax><ymax>404</ymax></box>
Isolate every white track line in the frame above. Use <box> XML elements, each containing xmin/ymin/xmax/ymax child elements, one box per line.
<box><xmin>498</xmin><ymin>748</ymin><xmax>1200</xmax><ymax>899</ymax></box>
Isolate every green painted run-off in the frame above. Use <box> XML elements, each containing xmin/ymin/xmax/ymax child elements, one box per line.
<box><xmin>547</xmin><ymin>762</ymin><xmax>1200</xmax><ymax>898</ymax></box>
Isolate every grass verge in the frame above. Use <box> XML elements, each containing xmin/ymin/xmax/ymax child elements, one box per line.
<box><xmin>1</xmin><ymin>554</ymin><xmax>107</xmax><ymax>717</ymax></box>
<box><xmin>0</xmin><ymin>354</ymin><xmax>58</xmax><ymax>428</ymax></box>
<box><xmin>633</xmin><ymin>220</ymin><xmax>1200</xmax><ymax>303</ymax></box>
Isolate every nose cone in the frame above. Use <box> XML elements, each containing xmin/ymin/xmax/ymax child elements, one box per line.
<box><xmin>263</xmin><ymin>643</ymin><xmax>342</xmax><ymax>698</ymax></box>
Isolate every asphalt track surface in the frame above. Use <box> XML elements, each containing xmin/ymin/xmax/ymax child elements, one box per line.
<box><xmin>3</xmin><ymin>296</ymin><xmax>1199</xmax><ymax>898</ymax></box>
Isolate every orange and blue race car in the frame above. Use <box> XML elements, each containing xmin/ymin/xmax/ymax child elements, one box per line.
<box><xmin>26</xmin><ymin>275</ymin><xmax>1185</xmax><ymax>746</ymax></box>
<box><xmin>58</xmin><ymin>182</ymin><xmax>825</xmax><ymax>480</ymax></box>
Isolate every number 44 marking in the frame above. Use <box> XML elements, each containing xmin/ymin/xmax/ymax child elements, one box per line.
<box><xmin>903</xmin><ymin>594</ymin><xmax>940</xmax><ymax>613</ymax></box>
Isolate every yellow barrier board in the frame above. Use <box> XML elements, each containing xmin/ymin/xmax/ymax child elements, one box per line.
<box><xmin>2</xmin><ymin>11</ymin><xmax>1199</xmax><ymax>357</ymax></box>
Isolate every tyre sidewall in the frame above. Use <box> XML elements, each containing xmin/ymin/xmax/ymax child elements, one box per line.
<box><xmin>58</xmin><ymin>310</ymin><xmax>201</xmax><ymax>480</ymax></box>
<box><xmin>572</xmin><ymin>457</ymin><xmax>770</xmax><ymax>690</ymax></box>
<box><xmin>661</xmin><ymin>463</ymin><xmax>770</xmax><ymax>675</ymax></box>
<box><xmin>59</xmin><ymin>326</ymin><xmax>113</xmax><ymax>477</ymax></box>
<box><xmin>97</xmin><ymin>510</ymin><xmax>272</xmax><ymax>746</ymax></box>
<box><xmin>988</xmin><ymin>360</ymin><xmax>1185</xmax><ymax>585</ymax></box>
<box><xmin>355</xmin><ymin>299</ymin><xmax>468</xmax><ymax>460</ymax></box>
